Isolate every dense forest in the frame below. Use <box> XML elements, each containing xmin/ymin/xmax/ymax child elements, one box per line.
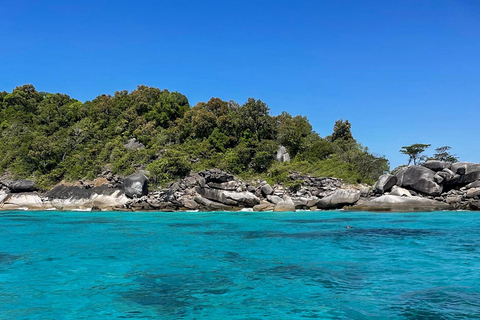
<box><xmin>0</xmin><ymin>84</ymin><xmax>389</xmax><ymax>189</ymax></box>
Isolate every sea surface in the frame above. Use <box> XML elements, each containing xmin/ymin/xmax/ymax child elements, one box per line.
<box><xmin>1</xmin><ymin>210</ymin><xmax>479</xmax><ymax>319</ymax></box>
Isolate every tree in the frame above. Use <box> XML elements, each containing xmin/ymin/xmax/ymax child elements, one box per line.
<box><xmin>328</xmin><ymin>119</ymin><xmax>355</xmax><ymax>143</ymax></box>
<box><xmin>400</xmin><ymin>143</ymin><xmax>431</xmax><ymax>165</ymax></box>
<box><xmin>433</xmin><ymin>146</ymin><xmax>458</xmax><ymax>162</ymax></box>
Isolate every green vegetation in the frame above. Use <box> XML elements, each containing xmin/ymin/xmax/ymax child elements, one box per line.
<box><xmin>400</xmin><ymin>143</ymin><xmax>431</xmax><ymax>166</ymax></box>
<box><xmin>0</xmin><ymin>84</ymin><xmax>389</xmax><ymax>189</ymax></box>
<box><xmin>432</xmin><ymin>146</ymin><xmax>458</xmax><ymax>163</ymax></box>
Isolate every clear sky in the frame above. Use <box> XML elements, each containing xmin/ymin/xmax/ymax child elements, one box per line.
<box><xmin>1</xmin><ymin>0</ymin><xmax>479</xmax><ymax>169</ymax></box>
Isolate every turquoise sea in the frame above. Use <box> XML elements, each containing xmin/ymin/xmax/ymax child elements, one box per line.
<box><xmin>1</xmin><ymin>210</ymin><xmax>479</xmax><ymax>319</ymax></box>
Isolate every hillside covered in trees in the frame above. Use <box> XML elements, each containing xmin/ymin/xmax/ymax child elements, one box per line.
<box><xmin>0</xmin><ymin>85</ymin><xmax>389</xmax><ymax>189</ymax></box>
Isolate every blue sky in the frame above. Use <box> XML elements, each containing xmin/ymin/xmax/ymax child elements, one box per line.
<box><xmin>1</xmin><ymin>0</ymin><xmax>479</xmax><ymax>169</ymax></box>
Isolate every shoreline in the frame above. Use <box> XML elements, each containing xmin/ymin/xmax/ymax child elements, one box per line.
<box><xmin>2</xmin><ymin>162</ymin><xmax>480</xmax><ymax>213</ymax></box>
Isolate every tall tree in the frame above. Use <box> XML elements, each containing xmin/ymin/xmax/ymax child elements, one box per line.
<box><xmin>433</xmin><ymin>146</ymin><xmax>458</xmax><ymax>162</ymax></box>
<box><xmin>328</xmin><ymin>119</ymin><xmax>355</xmax><ymax>143</ymax></box>
<box><xmin>400</xmin><ymin>143</ymin><xmax>431</xmax><ymax>165</ymax></box>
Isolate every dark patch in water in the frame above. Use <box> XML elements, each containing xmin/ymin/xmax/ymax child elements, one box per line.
<box><xmin>283</xmin><ymin>217</ymin><xmax>373</xmax><ymax>224</ymax></box>
<box><xmin>122</xmin><ymin>272</ymin><xmax>234</xmax><ymax>317</ymax></box>
<box><xmin>395</xmin><ymin>287</ymin><xmax>480</xmax><ymax>319</ymax></box>
<box><xmin>255</xmin><ymin>264</ymin><xmax>364</xmax><ymax>291</ymax></box>
<box><xmin>168</xmin><ymin>221</ymin><xmax>233</xmax><ymax>228</ymax></box>
<box><xmin>0</xmin><ymin>252</ymin><xmax>20</xmax><ymax>265</ymax></box>
<box><xmin>57</xmin><ymin>217</ymin><xmax>124</xmax><ymax>225</ymax></box>
<box><xmin>390</xmin><ymin>219</ymin><xmax>420</xmax><ymax>223</ymax></box>
<box><xmin>195</xmin><ymin>228</ymin><xmax>439</xmax><ymax>240</ymax></box>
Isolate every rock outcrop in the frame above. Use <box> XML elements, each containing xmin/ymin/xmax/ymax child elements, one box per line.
<box><xmin>276</xmin><ymin>146</ymin><xmax>291</xmax><ymax>163</ymax></box>
<box><xmin>369</xmin><ymin>160</ymin><xmax>480</xmax><ymax>211</ymax></box>
<box><xmin>399</xmin><ymin>166</ymin><xmax>443</xmax><ymax>196</ymax></box>
<box><xmin>373</xmin><ymin>174</ymin><xmax>397</xmax><ymax>194</ymax></box>
<box><xmin>124</xmin><ymin>173</ymin><xmax>148</xmax><ymax>198</ymax></box>
<box><xmin>274</xmin><ymin>196</ymin><xmax>296</xmax><ymax>212</ymax></box>
<box><xmin>316</xmin><ymin>189</ymin><xmax>361</xmax><ymax>209</ymax></box>
<box><xmin>349</xmin><ymin>195</ymin><xmax>451</xmax><ymax>212</ymax></box>
<box><xmin>124</xmin><ymin>138</ymin><xmax>145</xmax><ymax>150</ymax></box>
<box><xmin>7</xmin><ymin>180</ymin><xmax>37</xmax><ymax>193</ymax></box>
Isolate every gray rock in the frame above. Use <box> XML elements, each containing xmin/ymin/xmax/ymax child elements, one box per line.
<box><xmin>253</xmin><ymin>201</ymin><xmax>275</xmax><ymax>211</ymax></box>
<box><xmin>182</xmin><ymin>198</ymin><xmax>199</xmax><ymax>210</ymax></box>
<box><xmin>359</xmin><ymin>187</ymin><xmax>370</xmax><ymax>197</ymax></box>
<box><xmin>373</xmin><ymin>174</ymin><xmax>397</xmax><ymax>194</ymax></box>
<box><xmin>433</xmin><ymin>173</ymin><xmax>444</xmax><ymax>184</ymax></box>
<box><xmin>316</xmin><ymin>189</ymin><xmax>361</xmax><ymax>209</ymax></box>
<box><xmin>466</xmin><ymin>180</ymin><xmax>480</xmax><ymax>189</ymax></box>
<box><xmin>276</xmin><ymin>146</ymin><xmax>291</xmax><ymax>162</ymax></box>
<box><xmin>466</xmin><ymin>188</ymin><xmax>480</xmax><ymax>199</ymax></box>
<box><xmin>123</xmin><ymin>173</ymin><xmax>148</xmax><ymax>198</ymax></box>
<box><xmin>394</xmin><ymin>167</ymin><xmax>408</xmax><ymax>186</ymax></box>
<box><xmin>8</xmin><ymin>180</ymin><xmax>37</xmax><ymax>193</ymax></box>
<box><xmin>400</xmin><ymin>166</ymin><xmax>443</xmax><ymax>196</ymax></box>
<box><xmin>208</xmin><ymin>181</ymin><xmax>238</xmax><ymax>191</ymax></box>
<box><xmin>421</xmin><ymin>160</ymin><xmax>452</xmax><ymax>171</ymax></box>
<box><xmin>199</xmin><ymin>169</ymin><xmax>235</xmax><ymax>183</ymax></box>
<box><xmin>261</xmin><ymin>184</ymin><xmax>274</xmax><ymax>196</ymax></box>
<box><xmin>273</xmin><ymin>196</ymin><xmax>296</xmax><ymax>212</ymax></box>
<box><xmin>389</xmin><ymin>185</ymin><xmax>411</xmax><ymax>197</ymax></box>
<box><xmin>267</xmin><ymin>195</ymin><xmax>283</xmax><ymax>204</ymax></box>
<box><xmin>193</xmin><ymin>195</ymin><xmax>230</xmax><ymax>210</ymax></box>
<box><xmin>293</xmin><ymin>197</ymin><xmax>319</xmax><ymax>209</ymax></box>
<box><xmin>124</xmin><ymin>138</ymin><xmax>145</xmax><ymax>150</ymax></box>
<box><xmin>197</xmin><ymin>188</ymin><xmax>260</xmax><ymax>207</ymax></box>
<box><xmin>451</xmin><ymin>162</ymin><xmax>480</xmax><ymax>175</ymax></box>
<box><xmin>349</xmin><ymin>195</ymin><xmax>451</xmax><ymax>212</ymax></box>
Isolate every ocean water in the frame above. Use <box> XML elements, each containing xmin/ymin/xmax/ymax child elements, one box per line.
<box><xmin>1</xmin><ymin>210</ymin><xmax>479</xmax><ymax>319</ymax></box>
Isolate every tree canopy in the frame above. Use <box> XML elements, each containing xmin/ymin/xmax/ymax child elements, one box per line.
<box><xmin>0</xmin><ymin>84</ymin><xmax>389</xmax><ymax>188</ymax></box>
<box><xmin>400</xmin><ymin>144</ymin><xmax>431</xmax><ymax>165</ymax></box>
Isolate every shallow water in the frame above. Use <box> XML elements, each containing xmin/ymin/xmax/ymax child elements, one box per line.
<box><xmin>1</xmin><ymin>210</ymin><xmax>479</xmax><ymax>319</ymax></box>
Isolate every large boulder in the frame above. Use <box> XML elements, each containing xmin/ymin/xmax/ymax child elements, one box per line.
<box><xmin>253</xmin><ymin>201</ymin><xmax>275</xmax><ymax>211</ymax></box>
<box><xmin>1</xmin><ymin>193</ymin><xmax>52</xmax><ymax>210</ymax></box>
<box><xmin>123</xmin><ymin>173</ymin><xmax>148</xmax><ymax>198</ymax></box>
<box><xmin>293</xmin><ymin>197</ymin><xmax>319</xmax><ymax>209</ymax></box>
<box><xmin>466</xmin><ymin>180</ymin><xmax>480</xmax><ymax>189</ymax></box>
<box><xmin>267</xmin><ymin>195</ymin><xmax>283</xmax><ymax>204</ymax></box>
<box><xmin>394</xmin><ymin>167</ymin><xmax>408</xmax><ymax>186</ymax></box>
<box><xmin>8</xmin><ymin>180</ymin><xmax>37</xmax><ymax>193</ymax></box>
<box><xmin>446</xmin><ymin>163</ymin><xmax>480</xmax><ymax>186</ymax></box>
<box><xmin>273</xmin><ymin>196</ymin><xmax>296</xmax><ymax>212</ymax></box>
<box><xmin>260</xmin><ymin>184</ymin><xmax>274</xmax><ymax>196</ymax></box>
<box><xmin>199</xmin><ymin>169</ymin><xmax>235</xmax><ymax>184</ymax></box>
<box><xmin>349</xmin><ymin>195</ymin><xmax>451</xmax><ymax>212</ymax></box>
<box><xmin>275</xmin><ymin>146</ymin><xmax>291</xmax><ymax>163</ymax></box>
<box><xmin>400</xmin><ymin>166</ymin><xmax>443</xmax><ymax>196</ymax></box>
<box><xmin>197</xmin><ymin>188</ymin><xmax>260</xmax><ymax>207</ymax></box>
<box><xmin>373</xmin><ymin>174</ymin><xmax>397</xmax><ymax>194</ymax></box>
<box><xmin>451</xmin><ymin>162</ymin><xmax>478</xmax><ymax>175</ymax></box>
<box><xmin>389</xmin><ymin>185</ymin><xmax>411</xmax><ymax>197</ymax></box>
<box><xmin>316</xmin><ymin>189</ymin><xmax>360</xmax><ymax>209</ymax></box>
<box><xmin>421</xmin><ymin>160</ymin><xmax>452</xmax><ymax>171</ymax></box>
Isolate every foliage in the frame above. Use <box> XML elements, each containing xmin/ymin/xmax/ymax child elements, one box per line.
<box><xmin>400</xmin><ymin>143</ymin><xmax>431</xmax><ymax>165</ymax></box>
<box><xmin>432</xmin><ymin>146</ymin><xmax>458</xmax><ymax>163</ymax></box>
<box><xmin>0</xmin><ymin>84</ymin><xmax>391</xmax><ymax>188</ymax></box>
